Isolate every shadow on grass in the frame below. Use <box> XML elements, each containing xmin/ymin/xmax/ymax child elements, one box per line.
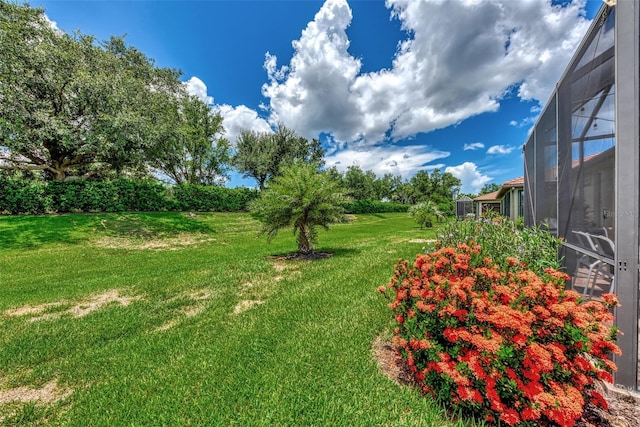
<box><xmin>98</xmin><ymin>212</ymin><xmax>214</xmax><ymax>238</ymax></box>
<box><xmin>267</xmin><ymin>247</ymin><xmax>360</xmax><ymax>261</ymax></box>
<box><xmin>0</xmin><ymin>212</ymin><xmax>214</xmax><ymax>250</ymax></box>
<box><xmin>370</xmin><ymin>213</ymin><xmax>388</xmax><ymax>219</ymax></box>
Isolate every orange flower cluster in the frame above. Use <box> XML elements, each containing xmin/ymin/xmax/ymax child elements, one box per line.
<box><xmin>380</xmin><ymin>244</ymin><xmax>620</xmax><ymax>427</ymax></box>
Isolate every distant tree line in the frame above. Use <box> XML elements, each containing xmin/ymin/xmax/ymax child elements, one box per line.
<box><xmin>324</xmin><ymin>165</ymin><xmax>461</xmax><ymax>217</ymax></box>
<box><xmin>0</xmin><ymin>1</ymin><xmax>462</xmax><ymax>216</ymax></box>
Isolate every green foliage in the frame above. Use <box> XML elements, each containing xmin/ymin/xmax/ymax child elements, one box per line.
<box><xmin>409</xmin><ymin>170</ymin><xmax>432</xmax><ymax>200</ymax></box>
<box><xmin>171</xmin><ymin>184</ymin><xmax>259</xmax><ymax>212</ymax></box>
<box><xmin>0</xmin><ymin>1</ymin><xmax>185</xmax><ymax>180</ymax></box>
<box><xmin>408</xmin><ymin>169</ymin><xmax>461</xmax><ymax>215</ymax></box>
<box><xmin>380</xmin><ymin>245</ymin><xmax>619</xmax><ymax>426</ymax></box>
<box><xmin>0</xmin><ymin>212</ymin><xmax>467</xmax><ymax>425</ymax></box>
<box><xmin>0</xmin><ymin>175</ymin><xmax>52</xmax><ymax>214</ymax></box>
<box><xmin>343</xmin><ymin>165</ymin><xmax>377</xmax><ymax>200</ymax></box>
<box><xmin>233</xmin><ymin>124</ymin><xmax>324</xmax><ymax>190</ymax></box>
<box><xmin>433</xmin><ymin>215</ymin><xmax>563</xmax><ymax>272</ymax></box>
<box><xmin>250</xmin><ymin>162</ymin><xmax>349</xmax><ymax>254</ymax></box>
<box><xmin>324</xmin><ymin>166</ymin><xmax>459</xmax><ymax>213</ymax></box>
<box><xmin>342</xmin><ymin>200</ymin><xmax>409</xmax><ymax>214</ymax></box>
<box><xmin>409</xmin><ymin>200</ymin><xmax>445</xmax><ymax>228</ymax></box>
<box><xmin>375</xmin><ymin>173</ymin><xmax>403</xmax><ymax>201</ymax></box>
<box><xmin>147</xmin><ymin>95</ymin><xmax>232</xmax><ymax>185</ymax></box>
<box><xmin>46</xmin><ymin>179</ymin><xmax>169</xmax><ymax>213</ymax></box>
<box><xmin>479</xmin><ymin>182</ymin><xmax>502</xmax><ymax>196</ymax></box>
<box><xmin>0</xmin><ymin>178</ymin><xmax>258</xmax><ymax>214</ymax></box>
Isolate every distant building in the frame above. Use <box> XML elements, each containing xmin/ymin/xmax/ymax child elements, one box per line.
<box><xmin>473</xmin><ymin>177</ymin><xmax>524</xmax><ymax>221</ymax></box>
<box><xmin>474</xmin><ymin>190</ymin><xmax>500</xmax><ymax>217</ymax></box>
<box><xmin>497</xmin><ymin>177</ymin><xmax>524</xmax><ymax>221</ymax></box>
<box><xmin>455</xmin><ymin>195</ymin><xmax>475</xmax><ymax>220</ymax></box>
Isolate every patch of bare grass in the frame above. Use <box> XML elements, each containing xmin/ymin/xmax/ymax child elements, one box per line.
<box><xmin>232</xmin><ymin>299</ymin><xmax>264</xmax><ymax>315</ymax></box>
<box><xmin>92</xmin><ymin>233</ymin><xmax>215</xmax><ymax>250</ymax></box>
<box><xmin>3</xmin><ymin>290</ymin><xmax>141</xmax><ymax>322</ymax></box>
<box><xmin>390</xmin><ymin>237</ymin><xmax>437</xmax><ymax>244</ymax></box>
<box><xmin>271</xmin><ymin>260</ymin><xmax>292</xmax><ymax>273</ymax></box>
<box><xmin>0</xmin><ymin>376</ymin><xmax>72</xmax><ymax>424</ymax></box>
<box><xmin>231</xmin><ymin>259</ymin><xmax>301</xmax><ymax>316</ymax></box>
<box><xmin>4</xmin><ymin>302</ymin><xmax>65</xmax><ymax>318</ymax></box>
<box><xmin>187</xmin><ymin>290</ymin><xmax>212</xmax><ymax>301</ymax></box>
<box><xmin>153</xmin><ymin>289</ymin><xmax>213</xmax><ymax>332</ymax></box>
<box><xmin>232</xmin><ymin>252</ymin><xmax>334</xmax><ymax>317</ymax></box>
<box><xmin>0</xmin><ymin>379</ymin><xmax>72</xmax><ymax>406</ymax></box>
<box><xmin>408</xmin><ymin>238</ymin><xmax>436</xmax><ymax>243</ymax></box>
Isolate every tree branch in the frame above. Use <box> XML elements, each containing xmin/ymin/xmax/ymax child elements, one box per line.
<box><xmin>0</xmin><ymin>163</ymin><xmax>55</xmax><ymax>173</ymax></box>
<box><xmin>60</xmin><ymin>152</ymin><xmax>94</xmax><ymax>168</ymax></box>
<box><xmin>79</xmin><ymin>164</ymin><xmax>111</xmax><ymax>180</ymax></box>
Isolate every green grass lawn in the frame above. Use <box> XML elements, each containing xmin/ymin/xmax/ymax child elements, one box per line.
<box><xmin>0</xmin><ymin>212</ymin><xmax>470</xmax><ymax>426</ymax></box>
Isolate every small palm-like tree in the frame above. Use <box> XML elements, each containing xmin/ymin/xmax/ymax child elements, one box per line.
<box><xmin>249</xmin><ymin>162</ymin><xmax>350</xmax><ymax>255</ymax></box>
<box><xmin>409</xmin><ymin>200</ymin><xmax>445</xmax><ymax>228</ymax></box>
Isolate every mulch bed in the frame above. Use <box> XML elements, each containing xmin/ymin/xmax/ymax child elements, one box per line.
<box><xmin>269</xmin><ymin>251</ymin><xmax>333</xmax><ymax>261</ymax></box>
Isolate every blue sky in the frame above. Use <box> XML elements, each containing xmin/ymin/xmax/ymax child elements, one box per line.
<box><xmin>30</xmin><ymin>0</ymin><xmax>604</xmax><ymax>193</ymax></box>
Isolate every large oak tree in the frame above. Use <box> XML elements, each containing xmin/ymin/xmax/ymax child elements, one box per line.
<box><xmin>0</xmin><ymin>2</ymin><xmax>184</xmax><ymax>180</ymax></box>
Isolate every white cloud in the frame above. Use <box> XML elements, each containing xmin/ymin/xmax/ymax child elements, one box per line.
<box><xmin>179</xmin><ymin>0</ymin><xmax>590</xmax><ymax>188</ymax></box>
<box><xmin>184</xmin><ymin>76</ymin><xmax>213</xmax><ymax>105</ymax></box>
<box><xmin>516</xmin><ymin>1</ymin><xmax>591</xmax><ymax>102</ymax></box>
<box><xmin>487</xmin><ymin>144</ymin><xmax>516</xmax><ymax>155</ymax></box>
<box><xmin>213</xmin><ymin>104</ymin><xmax>272</xmax><ymax>145</ymax></box>
<box><xmin>510</xmin><ymin>115</ymin><xmax>538</xmax><ymax>128</ymax></box>
<box><xmin>43</xmin><ymin>14</ymin><xmax>62</xmax><ymax>33</ymax></box>
<box><xmin>325</xmin><ymin>144</ymin><xmax>449</xmax><ymax>179</ymax></box>
<box><xmin>445</xmin><ymin>162</ymin><xmax>492</xmax><ymax>194</ymax></box>
<box><xmin>182</xmin><ymin>76</ymin><xmax>272</xmax><ymax>145</ymax></box>
<box><xmin>464</xmin><ymin>142</ymin><xmax>485</xmax><ymax>151</ymax></box>
<box><xmin>261</xmin><ymin>0</ymin><xmax>363</xmax><ymax>142</ymax></box>
<box><xmin>260</xmin><ymin>0</ymin><xmax>590</xmax><ymax>146</ymax></box>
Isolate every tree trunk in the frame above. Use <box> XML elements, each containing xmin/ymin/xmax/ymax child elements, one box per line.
<box><xmin>52</xmin><ymin>168</ymin><xmax>66</xmax><ymax>181</ymax></box>
<box><xmin>297</xmin><ymin>226</ymin><xmax>313</xmax><ymax>255</ymax></box>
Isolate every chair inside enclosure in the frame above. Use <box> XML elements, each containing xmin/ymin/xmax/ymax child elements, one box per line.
<box><xmin>571</xmin><ymin>231</ymin><xmax>603</xmax><ymax>297</ymax></box>
<box><xmin>587</xmin><ymin>233</ymin><xmax>615</xmax><ymax>297</ymax></box>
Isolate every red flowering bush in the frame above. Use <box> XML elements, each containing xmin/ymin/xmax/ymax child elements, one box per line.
<box><xmin>379</xmin><ymin>243</ymin><xmax>620</xmax><ymax>427</ymax></box>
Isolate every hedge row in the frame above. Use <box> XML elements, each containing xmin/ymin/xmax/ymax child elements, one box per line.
<box><xmin>342</xmin><ymin>199</ymin><xmax>409</xmax><ymax>214</ymax></box>
<box><xmin>168</xmin><ymin>184</ymin><xmax>259</xmax><ymax>213</ymax></box>
<box><xmin>0</xmin><ymin>178</ymin><xmax>259</xmax><ymax>215</ymax></box>
<box><xmin>0</xmin><ymin>178</ymin><xmax>412</xmax><ymax>215</ymax></box>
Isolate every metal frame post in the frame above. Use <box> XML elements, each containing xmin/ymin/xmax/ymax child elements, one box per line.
<box><xmin>614</xmin><ymin>0</ymin><xmax>639</xmax><ymax>391</ymax></box>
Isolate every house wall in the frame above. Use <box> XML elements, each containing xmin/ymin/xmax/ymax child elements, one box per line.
<box><xmin>501</xmin><ymin>187</ymin><xmax>524</xmax><ymax>221</ymax></box>
<box><xmin>476</xmin><ymin>201</ymin><xmax>500</xmax><ymax>216</ymax></box>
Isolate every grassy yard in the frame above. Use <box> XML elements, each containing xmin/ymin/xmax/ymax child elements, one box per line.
<box><xmin>0</xmin><ymin>212</ymin><xmax>469</xmax><ymax>426</ymax></box>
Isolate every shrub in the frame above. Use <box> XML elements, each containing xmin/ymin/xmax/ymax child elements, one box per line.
<box><xmin>0</xmin><ymin>176</ymin><xmax>52</xmax><ymax>214</ymax></box>
<box><xmin>409</xmin><ymin>201</ymin><xmax>444</xmax><ymax>228</ymax></box>
<box><xmin>171</xmin><ymin>184</ymin><xmax>259</xmax><ymax>212</ymax></box>
<box><xmin>379</xmin><ymin>244</ymin><xmax>620</xmax><ymax>427</ymax></box>
<box><xmin>110</xmin><ymin>179</ymin><xmax>169</xmax><ymax>212</ymax></box>
<box><xmin>434</xmin><ymin>215</ymin><xmax>562</xmax><ymax>272</ymax></box>
<box><xmin>46</xmin><ymin>179</ymin><xmax>168</xmax><ymax>213</ymax></box>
